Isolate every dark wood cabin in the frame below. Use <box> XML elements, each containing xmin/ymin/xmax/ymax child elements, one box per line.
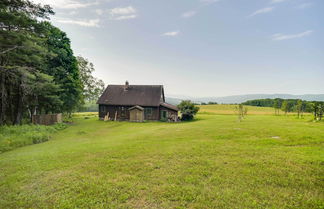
<box><xmin>97</xmin><ymin>81</ymin><xmax>178</xmax><ymax>122</ymax></box>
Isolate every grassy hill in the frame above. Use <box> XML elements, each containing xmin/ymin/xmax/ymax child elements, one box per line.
<box><xmin>0</xmin><ymin>112</ymin><xmax>323</xmax><ymax>208</ymax></box>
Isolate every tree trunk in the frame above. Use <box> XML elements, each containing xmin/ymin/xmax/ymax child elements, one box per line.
<box><xmin>0</xmin><ymin>69</ymin><xmax>6</xmax><ymax>125</ymax></box>
<box><xmin>14</xmin><ymin>79</ymin><xmax>23</xmax><ymax>125</ymax></box>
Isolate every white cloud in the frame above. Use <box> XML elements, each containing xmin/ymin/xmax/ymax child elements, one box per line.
<box><xmin>114</xmin><ymin>15</ymin><xmax>137</xmax><ymax>20</ymax></box>
<box><xmin>32</xmin><ymin>0</ymin><xmax>98</xmax><ymax>9</ymax></box>
<box><xmin>55</xmin><ymin>18</ymin><xmax>100</xmax><ymax>27</ymax></box>
<box><xmin>109</xmin><ymin>6</ymin><xmax>138</xmax><ymax>20</ymax></box>
<box><xmin>110</xmin><ymin>6</ymin><xmax>136</xmax><ymax>15</ymax></box>
<box><xmin>272</xmin><ymin>30</ymin><xmax>313</xmax><ymax>41</ymax></box>
<box><xmin>182</xmin><ymin>11</ymin><xmax>197</xmax><ymax>18</ymax></box>
<box><xmin>162</xmin><ymin>31</ymin><xmax>180</xmax><ymax>37</ymax></box>
<box><xmin>249</xmin><ymin>7</ymin><xmax>274</xmax><ymax>17</ymax></box>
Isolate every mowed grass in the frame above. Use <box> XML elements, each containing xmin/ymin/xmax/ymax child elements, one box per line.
<box><xmin>0</xmin><ymin>113</ymin><xmax>323</xmax><ymax>208</ymax></box>
<box><xmin>198</xmin><ymin>104</ymin><xmax>307</xmax><ymax>115</ymax></box>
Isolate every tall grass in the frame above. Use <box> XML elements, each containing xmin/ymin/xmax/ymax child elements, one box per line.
<box><xmin>0</xmin><ymin>123</ymin><xmax>66</xmax><ymax>153</ymax></box>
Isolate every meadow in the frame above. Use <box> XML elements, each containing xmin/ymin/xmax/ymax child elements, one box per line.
<box><xmin>0</xmin><ymin>105</ymin><xmax>323</xmax><ymax>208</ymax></box>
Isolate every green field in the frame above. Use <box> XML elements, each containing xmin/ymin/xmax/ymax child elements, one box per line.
<box><xmin>0</xmin><ymin>106</ymin><xmax>323</xmax><ymax>208</ymax></box>
<box><xmin>198</xmin><ymin>104</ymin><xmax>309</xmax><ymax>115</ymax></box>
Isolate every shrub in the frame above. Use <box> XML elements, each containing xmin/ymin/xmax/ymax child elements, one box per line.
<box><xmin>178</xmin><ymin>100</ymin><xmax>200</xmax><ymax>121</ymax></box>
<box><xmin>0</xmin><ymin>123</ymin><xmax>67</xmax><ymax>153</ymax></box>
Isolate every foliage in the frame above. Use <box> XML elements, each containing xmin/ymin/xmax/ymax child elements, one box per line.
<box><xmin>78</xmin><ymin>101</ymin><xmax>99</xmax><ymax>112</ymax></box>
<box><xmin>178</xmin><ymin>100</ymin><xmax>200</xmax><ymax>121</ymax></box>
<box><xmin>281</xmin><ymin>100</ymin><xmax>289</xmax><ymax>115</ymax></box>
<box><xmin>235</xmin><ymin>104</ymin><xmax>248</xmax><ymax>122</ymax></box>
<box><xmin>208</xmin><ymin>101</ymin><xmax>218</xmax><ymax>105</ymax></box>
<box><xmin>0</xmin><ymin>114</ymin><xmax>323</xmax><ymax>208</ymax></box>
<box><xmin>0</xmin><ymin>0</ymin><xmax>56</xmax><ymax>125</ymax></box>
<box><xmin>0</xmin><ymin>1</ymin><xmax>91</xmax><ymax>124</ymax></box>
<box><xmin>77</xmin><ymin>56</ymin><xmax>105</xmax><ymax>102</ymax></box>
<box><xmin>243</xmin><ymin>98</ymin><xmax>324</xmax><ymax>120</ymax></box>
<box><xmin>273</xmin><ymin>99</ymin><xmax>281</xmax><ymax>115</ymax></box>
<box><xmin>44</xmin><ymin>23</ymin><xmax>83</xmax><ymax>114</ymax></box>
<box><xmin>0</xmin><ymin>122</ymin><xmax>66</xmax><ymax>153</ymax></box>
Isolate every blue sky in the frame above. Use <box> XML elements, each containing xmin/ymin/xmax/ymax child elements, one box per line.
<box><xmin>34</xmin><ymin>0</ymin><xmax>323</xmax><ymax>97</ymax></box>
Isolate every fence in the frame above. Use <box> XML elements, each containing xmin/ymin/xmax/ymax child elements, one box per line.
<box><xmin>32</xmin><ymin>113</ymin><xmax>62</xmax><ymax>125</ymax></box>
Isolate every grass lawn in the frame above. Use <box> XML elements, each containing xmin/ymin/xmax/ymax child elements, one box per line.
<box><xmin>0</xmin><ymin>111</ymin><xmax>323</xmax><ymax>208</ymax></box>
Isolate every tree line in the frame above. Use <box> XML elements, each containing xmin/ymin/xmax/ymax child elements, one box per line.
<box><xmin>0</xmin><ymin>0</ymin><xmax>104</xmax><ymax>125</ymax></box>
<box><xmin>243</xmin><ymin>98</ymin><xmax>324</xmax><ymax>120</ymax></box>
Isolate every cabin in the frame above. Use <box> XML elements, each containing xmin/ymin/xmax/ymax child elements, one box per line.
<box><xmin>97</xmin><ymin>81</ymin><xmax>178</xmax><ymax>122</ymax></box>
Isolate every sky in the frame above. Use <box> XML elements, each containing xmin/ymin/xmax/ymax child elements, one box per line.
<box><xmin>33</xmin><ymin>0</ymin><xmax>323</xmax><ymax>97</ymax></box>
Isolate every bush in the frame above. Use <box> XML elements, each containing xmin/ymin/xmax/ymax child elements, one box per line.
<box><xmin>178</xmin><ymin>100</ymin><xmax>200</xmax><ymax>121</ymax></box>
<box><xmin>0</xmin><ymin>123</ymin><xmax>67</xmax><ymax>153</ymax></box>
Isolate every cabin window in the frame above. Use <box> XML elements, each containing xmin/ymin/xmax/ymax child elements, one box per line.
<box><xmin>100</xmin><ymin>105</ymin><xmax>105</xmax><ymax>112</ymax></box>
<box><xmin>145</xmin><ymin>108</ymin><xmax>153</xmax><ymax>116</ymax></box>
<box><xmin>161</xmin><ymin>110</ymin><xmax>167</xmax><ymax>120</ymax></box>
<box><xmin>121</xmin><ymin>107</ymin><xmax>126</xmax><ymax>117</ymax></box>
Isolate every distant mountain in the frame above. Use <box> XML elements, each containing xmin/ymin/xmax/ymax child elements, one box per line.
<box><xmin>166</xmin><ymin>94</ymin><xmax>324</xmax><ymax>105</ymax></box>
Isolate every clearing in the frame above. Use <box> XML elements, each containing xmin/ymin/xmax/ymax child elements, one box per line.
<box><xmin>0</xmin><ymin>106</ymin><xmax>323</xmax><ymax>208</ymax></box>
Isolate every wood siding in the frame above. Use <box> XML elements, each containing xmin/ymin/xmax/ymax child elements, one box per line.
<box><xmin>99</xmin><ymin>105</ymin><xmax>160</xmax><ymax>121</ymax></box>
<box><xmin>160</xmin><ymin>106</ymin><xmax>178</xmax><ymax>121</ymax></box>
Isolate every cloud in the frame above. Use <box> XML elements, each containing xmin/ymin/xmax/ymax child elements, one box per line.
<box><xmin>55</xmin><ymin>18</ymin><xmax>100</xmax><ymax>27</ymax></box>
<box><xmin>110</xmin><ymin>6</ymin><xmax>136</xmax><ymax>15</ymax></box>
<box><xmin>162</xmin><ymin>31</ymin><xmax>180</xmax><ymax>37</ymax></box>
<box><xmin>272</xmin><ymin>30</ymin><xmax>313</xmax><ymax>41</ymax></box>
<box><xmin>109</xmin><ymin>6</ymin><xmax>138</xmax><ymax>20</ymax></box>
<box><xmin>249</xmin><ymin>7</ymin><xmax>274</xmax><ymax>17</ymax></box>
<box><xmin>114</xmin><ymin>15</ymin><xmax>137</xmax><ymax>20</ymax></box>
<box><xmin>182</xmin><ymin>11</ymin><xmax>197</xmax><ymax>18</ymax></box>
<box><xmin>32</xmin><ymin>0</ymin><xmax>98</xmax><ymax>9</ymax></box>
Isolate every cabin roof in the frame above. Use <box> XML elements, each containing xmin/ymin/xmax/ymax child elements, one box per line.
<box><xmin>160</xmin><ymin>102</ymin><xmax>178</xmax><ymax>111</ymax></box>
<box><xmin>97</xmin><ymin>84</ymin><xmax>165</xmax><ymax>106</ymax></box>
<box><xmin>129</xmin><ymin>105</ymin><xmax>144</xmax><ymax>111</ymax></box>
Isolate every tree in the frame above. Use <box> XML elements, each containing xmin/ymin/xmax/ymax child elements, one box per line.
<box><xmin>281</xmin><ymin>100</ymin><xmax>289</xmax><ymax>115</ymax></box>
<box><xmin>0</xmin><ymin>1</ymin><xmax>87</xmax><ymax>124</ymax></box>
<box><xmin>208</xmin><ymin>102</ymin><xmax>218</xmax><ymax>105</ymax></box>
<box><xmin>235</xmin><ymin>104</ymin><xmax>247</xmax><ymax>122</ymax></box>
<box><xmin>311</xmin><ymin>102</ymin><xmax>324</xmax><ymax>121</ymax></box>
<box><xmin>77</xmin><ymin>56</ymin><xmax>105</xmax><ymax>102</ymax></box>
<box><xmin>0</xmin><ymin>0</ymin><xmax>54</xmax><ymax>125</ymax></box>
<box><xmin>44</xmin><ymin>23</ymin><xmax>83</xmax><ymax>115</ymax></box>
<box><xmin>273</xmin><ymin>98</ymin><xmax>281</xmax><ymax>115</ymax></box>
<box><xmin>178</xmin><ymin>100</ymin><xmax>199</xmax><ymax>121</ymax></box>
<box><xmin>296</xmin><ymin>99</ymin><xmax>303</xmax><ymax>118</ymax></box>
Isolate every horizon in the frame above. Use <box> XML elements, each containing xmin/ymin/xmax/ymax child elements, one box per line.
<box><xmin>33</xmin><ymin>0</ymin><xmax>323</xmax><ymax>97</ymax></box>
<box><xmin>166</xmin><ymin>93</ymin><xmax>324</xmax><ymax>99</ymax></box>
